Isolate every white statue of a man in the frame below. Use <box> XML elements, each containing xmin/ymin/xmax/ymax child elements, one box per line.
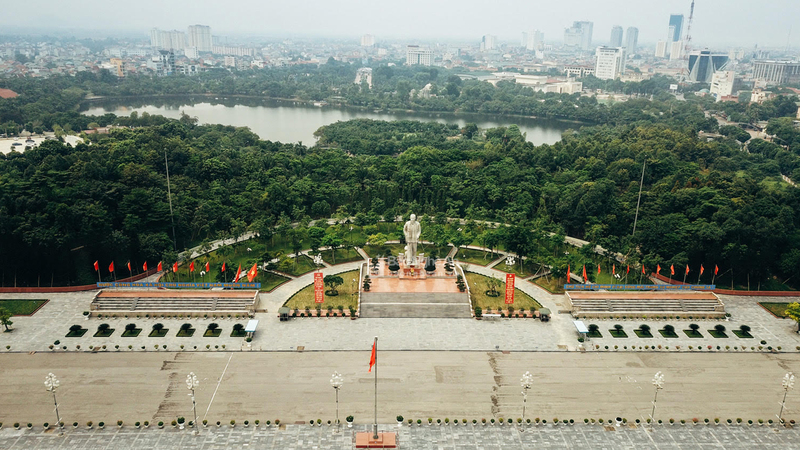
<box><xmin>403</xmin><ymin>214</ymin><xmax>421</xmax><ymax>265</ymax></box>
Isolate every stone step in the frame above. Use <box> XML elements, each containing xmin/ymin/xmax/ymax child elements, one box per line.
<box><xmin>360</xmin><ymin>293</ymin><xmax>469</xmax><ymax>305</ymax></box>
<box><xmin>359</xmin><ymin>303</ymin><xmax>472</xmax><ymax>319</ymax></box>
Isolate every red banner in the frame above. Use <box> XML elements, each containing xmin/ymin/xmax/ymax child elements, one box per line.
<box><xmin>505</xmin><ymin>273</ymin><xmax>515</xmax><ymax>304</ymax></box>
<box><xmin>314</xmin><ymin>272</ymin><xmax>324</xmax><ymax>304</ymax></box>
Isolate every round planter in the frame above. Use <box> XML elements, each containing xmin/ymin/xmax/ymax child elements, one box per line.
<box><xmin>347</xmin><ymin>422</ymin><xmax>353</xmax><ymax>428</ymax></box>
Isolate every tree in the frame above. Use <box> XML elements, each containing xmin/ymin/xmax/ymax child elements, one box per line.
<box><xmin>152</xmin><ymin>323</ymin><xmax>164</xmax><ymax>332</ymax></box>
<box><xmin>461</xmin><ymin>123</ymin><xmax>478</xmax><ymax>139</ymax></box>
<box><xmin>323</xmin><ymin>275</ymin><xmax>344</xmax><ymax>296</ymax></box>
<box><xmin>0</xmin><ymin>308</ymin><xmax>13</xmax><ymax>331</ymax></box>
<box><xmin>321</xmin><ymin>233</ymin><xmax>343</xmax><ymax>264</ymax></box>
<box><xmin>125</xmin><ymin>323</ymin><xmax>137</xmax><ymax>332</ymax></box>
<box><xmin>785</xmin><ymin>302</ymin><xmax>800</xmax><ymax>332</ymax></box>
<box><xmin>207</xmin><ymin>323</ymin><xmax>219</xmax><ymax>331</ymax></box>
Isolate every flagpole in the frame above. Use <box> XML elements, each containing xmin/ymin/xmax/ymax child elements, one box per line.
<box><xmin>373</xmin><ymin>335</ymin><xmax>378</xmax><ymax>440</ymax></box>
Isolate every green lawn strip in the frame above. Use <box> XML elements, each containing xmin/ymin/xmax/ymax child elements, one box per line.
<box><xmin>587</xmin><ymin>331</ymin><xmax>603</xmax><ymax>338</ymax></box>
<box><xmin>65</xmin><ymin>329</ymin><xmax>88</xmax><ymax>337</ymax></box>
<box><xmin>148</xmin><ymin>329</ymin><xmax>169</xmax><ymax>337</ymax></box>
<box><xmin>203</xmin><ymin>329</ymin><xmax>222</xmax><ymax>337</ymax></box>
<box><xmin>465</xmin><ymin>272</ymin><xmax>542</xmax><ymax>312</ymax></box>
<box><xmin>452</xmin><ymin>248</ymin><xmax>496</xmax><ymax>266</ymax></box>
<box><xmin>176</xmin><ymin>329</ymin><xmax>196</xmax><ymax>337</ymax></box>
<box><xmin>732</xmin><ymin>330</ymin><xmax>754</xmax><ymax>338</ymax></box>
<box><xmin>284</xmin><ymin>269</ymin><xmax>359</xmax><ymax>312</ymax></box>
<box><xmin>532</xmin><ymin>277</ymin><xmax>565</xmax><ymax>294</ymax></box>
<box><xmin>493</xmin><ymin>262</ymin><xmax>538</xmax><ymax>278</ymax></box>
<box><xmin>121</xmin><ymin>329</ymin><xmax>142</xmax><ymax>337</ymax></box>
<box><xmin>658</xmin><ymin>330</ymin><xmax>679</xmax><ymax>338</ymax></box>
<box><xmin>683</xmin><ymin>330</ymin><xmax>704</xmax><ymax>338</ymax></box>
<box><xmin>758</xmin><ymin>302</ymin><xmax>790</xmax><ymax>318</ymax></box>
<box><xmin>230</xmin><ymin>330</ymin><xmax>247</xmax><ymax>337</ymax></box>
<box><xmin>320</xmin><ymin>248</ymin><xmax>364</xmax><ymax>265</ymax></box>
<box><xmin>259</xmin><ymin>272</ymin><xmax>290</xmax><ymax>291</ymax></box>
<box><xmin>362</xmin><ymin>243</ymin><xmax>406</xmax><ymax>258</ymax></box>
<box><xmin>708</xmin><ymin>330</ymin><xmax>728</xmax><ymax>338</ymax></box>
<box><xmin>609</xmin><ymin>330</ymin><xmax>628</xmax><ymax>338</ymax></box>
<box><xmin>633</xmin><ymin>330</ymin><xmax>653</xmax><ymax>338</ymax></box>
<box><xmin>0</xmin><ymin>299</ymin><xmax>48</xmax><ymax>315</ymax></box>
<box><xmin>93</xmin><ymin>329</ymin><xmax>114</xmax><ymax>337</ymax></box>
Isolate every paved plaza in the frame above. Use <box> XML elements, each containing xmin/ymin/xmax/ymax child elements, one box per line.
<box><xmin>1</xmin><ymin>422</ymin><xmax>799</xmax><ymax>449</ymax></box>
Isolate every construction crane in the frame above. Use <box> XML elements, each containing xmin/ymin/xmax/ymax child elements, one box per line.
<box><xmin>681</xmin><ymin>0</ymin><xmax>696</xmax><ymax>83</ymax></box>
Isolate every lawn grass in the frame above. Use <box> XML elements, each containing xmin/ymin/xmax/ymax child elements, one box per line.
<box><xmin>609</xmin><ymin>329</ymin><xmax>628</xmax><ymax>338</ymax></box>
<box><xmin>93</xmin><ymin>329</ymin><xmax>114</xmax><ymax>337</ymax></box>
<box><xmin>658</xmin><ymin>329</ymin><xmax>679</xmax><ymax>338</ymax></box>
<box><xmin>634</xmin><ymin>329</ymin><xmax>653</xmax><ymax>338</ymax></box>
<box><xmin>0</xmin><ymin>299</ymin><xmax>47</xmax><ymax>315</ymax></box>
<box><xmin>259</xmin><ymin>272</ymin><xmax>291</xmax><ymax>291</ymax></box>
<box><xmin>284</xmin><ymin>269</ymin><xmax>359</xmax><ymax>311</ymax></box>
<box><xmin>121</xmin><ymin>329</ymin><xmax>142</xmax><ymax>337</ymax></box>
<box><xmin>464</xmin><ymin>272</ymin><xmax>542</xmax><ymax>312</ymax></box>
<box><xmin>176</xmin><ymin>328</ymin><xmax>196</xmax><ymax>337</ymax></box>
<box><xmin>65</xmin><ymin>328</ymin><xmax>87</xmax><ymax>337</ymax></box>
<box><xmin>708</xmin><ymin>330</ymin><xmax>728</xmax><ymax>338</ymax></box>
<box><xmin>493</xmin><ymin>261</ymin><xmax>538</xmax><ymax>278</ymax></box>
<box><xmin>683</xmin><ymin>330</ymin><xmax>704</xmax><ymax>338</ymax></box>
<box><xmin>532</xmin><ymin>276</ymin><xmax>566</xmax><ymax>294</ymax></box>
<box><xmin>283</xmin><ymin>255</ymin><xmax>321</xmax><ymax>277</ymax></box>
<box><xmin>759</xmin><ymin>302</ymin><xmax>791</xmax><ymax>318</ymax></box>
<box><xmin>230</xmin><ymin>330</ymin><xmax>247</xmax><ymax>337</ymax></box>
<box><xmin>732</xmin><ymin>329</ymin><xmax>753</xmax><ymax>338</ymax></box>
<box><xmin>203</xmin><ymin>329</ymin><xmax>222</xmax><ymax>337</ymax></box>
<box><xmin>587</xmin><ymin>330</ymin><xmax>603</xmax><ymax>338</ymax></box>
<box><xmin>148</xmin><ymin>329</ymin><xmax>169</xmax><ymax>337</ymax></box>
<box><xmin>452</xmin><ymin>248</ymin><xmax>496</xmax><ymax>266</ymax></box>
<box><xmin>362</xmin><ymin>243</ymin><xmax>406</xmax><ymax>258</ymax></box>
<box><xmin>320</xmin><ymin>247</ymin><xmax>364</xmax><ymax>265</ymax></box>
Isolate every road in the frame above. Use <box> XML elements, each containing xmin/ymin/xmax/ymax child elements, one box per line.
<box><xmin>2</xmin><ymin>351</ymin><xmax>799</xmax><ymax>426</ymax></box>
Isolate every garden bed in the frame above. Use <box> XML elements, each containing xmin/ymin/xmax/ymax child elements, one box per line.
<box><xmin>121</xmin><ymin>329</ymin><xmax>142</xmax><ymax>337</ymax></box>
<box><xmin>708</xmin><ymin>330</ymin><xmax>728</xmax><ymax>338</ymax></box>
<box><xmin>683</xmin><ymin>330</ymin><xmax>704</xmax><ymax>338</ymax></box>
<box><xmin>732</xmin><ymin>330</ymin><xmax>753</xmax><ymax>338</ymax></box>
<box><xmin>609</xmin><ymin>329</ymin><xmax>628</xmax><ymax>338</ymax></box>
<box><xmin>758</xmin><ymin>302</ymin><xmax>791</xmax><ymax>318</ymax></box>
<box><xmin>465</xmin><ymin>272</ymin><xmax>542</xmax><ymax>312</ymax></box>
<box><xmin>633</xmin><ymin>330</ymin><xmax>653</xmax><ymax>338</ymax></box>
<box><xmin>0</xmin><ymin>299</ymin><xmax>48</xmax><ymax>316</ymax></box>
<box><xmin>284</xmin><ymin>269</ymin><xmax>359</xmax><ymax>312</ymax></box>
<box><xmin>65</xmin><ymin>328</ymin><xmax>87</xmax><ymax>337</ymax></box>
<box><xmin>93</xmin><ymin>328</ymin><xmax>114</xmax><ymax>337</ymax></box>
<box><xmin>148</xmin><ymin>329</ymin><xmax>169</xmax><ymax>337</ymax></box>
<box><xmin>176</xmin><ymin>329</ymin><xmax>195</xmax><ymax>337</ymax></box>
<box><xmin>320</xmin><ymin>248</ymin><xmax>364</xmax><ymax>265</ymax></box>
<box><xmin>658</xmin><ymin>330</ymin><xmax>679</xmax><ymax>338</ymax></box>
<box><xmin>230</xmin><ymin>330</ymin><xmax>247</xmax><ymax>337</ymax></box>
<box><xmin>203</xmin><ymin>329</ymin><xmax>222</xmax><ymax>337</ymax></box>
<box><xmin>452</xmin><ymin>248</ymin><xmax>496</xmax><ymax>266</ymax></box>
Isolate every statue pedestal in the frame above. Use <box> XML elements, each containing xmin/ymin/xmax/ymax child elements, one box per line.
<box><xmin>398</xmin><ymin>261</ymin><xmax>426</xmax><ymax>280</ymax></box>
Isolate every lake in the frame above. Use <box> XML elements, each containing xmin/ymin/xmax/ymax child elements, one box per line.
<box><xmin>81</xmin><ymin>97</ymin><xmax>575</xmax><ymax>146</ymax></box>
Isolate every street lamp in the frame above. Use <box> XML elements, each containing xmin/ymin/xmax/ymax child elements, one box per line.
<box><xmin>650</xmin><ymin>371</ymin><xmax>665</xmax><ymax>423</ymax></box>
<box><xmin>44</xmin><ymin>373</ymin><xmax>63</xmax><ymax>436</ymax></box>
<box><xmin>186</xmin><ymin>372</ymin><xmax>199</xmax><ymax>434</ymax></box>
<box><xmin>779</xmin><ymin>372</ymin><xmax>795</xmax><ymax>424</ymax></box>
<box><xmin>330</xmin><ymin>371</ymin><xmax>344</xmax><ymax>432</ymax></box>
<box><xmin>520</xmin><ymin>371</ymin><xmax>533</xmax><ymax>429</ymax></box>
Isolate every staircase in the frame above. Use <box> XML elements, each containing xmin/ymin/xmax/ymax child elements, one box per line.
<box><xmin>359</xmin><ymin>292</ymin><xmax>471</xmax><ymax>318</ymax></box>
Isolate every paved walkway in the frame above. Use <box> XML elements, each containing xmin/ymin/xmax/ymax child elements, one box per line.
<box><xmin>1</xmin><ymin>422</ymin><xmax>798</xmax><ymax>449</ymax></box>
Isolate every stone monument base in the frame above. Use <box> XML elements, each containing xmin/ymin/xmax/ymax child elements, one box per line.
<box><xmin>355</xmin><ymin>431</ymin><xmax>397</xmax><ymax>448</ymax></box>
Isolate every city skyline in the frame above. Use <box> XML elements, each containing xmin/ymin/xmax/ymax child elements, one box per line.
<box><xmin>1</xmin><ymin>0</ymin><xmax>799</xmax><ymax>48</ymax></box>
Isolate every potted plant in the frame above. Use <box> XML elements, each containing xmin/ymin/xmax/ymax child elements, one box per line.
<box><xmin>98</xmin><ymin>421</ymin><xmax>105</xmax><ymax>429</ymax></box>
<box><xmin>417</xmin><ymin>419</ymin><xmax>422</xmax><ymax>426</ymax></box>
<box><xmin>346</xmin><ymin>416</ymin><xmax>353</xmax><ymax>428</ymax></box>
<box><xmin>230</xmin><ymin>420</ymin><xmax>236</xmax><ymax>428</ymax></box>
<box><xmin>117</xmin><ymin>420</ymin><xmax>124</xmax><ymax>428</ymax></box>
<box><xmin>72</xmin><ymin>421</ymin><xmax>79</xmax><ymax>429</ymax></box>
<box><xmin>13</xmin><ymin>423</ymin><xmax>20</xmax><ymax>430</ymax></box>
<box><xmin>156</xmin><ymin>421</ymin><xmax>163</xmax><ymax>429</ymax></box>
<box><xmin>177</xmin><ymin>417</ymin><xmax>185</xmax><ymax>429</ymax></box>
<box><xmin>244</xmin><ymin>420</ymin><xmax>249</xmax><ymax>428</ymax></box>
<box><xmin>481</xmin><ymin>418</ymin><xmax>486</xmax><ymax>426</ymax></box>
<box><xmin>316</xmin><ymin>418</ymin><xmax>322</xmax><ymax>427</ymax></box>
<box><xmin>473</xmin><ymin>419</ymin><xmax>478</xmax><ymax>425</ymax></box>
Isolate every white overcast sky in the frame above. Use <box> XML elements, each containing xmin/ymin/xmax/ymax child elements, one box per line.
<box><xmin>2</xmin><ymin>0</ymin><xmax>798</xmax><ymax>48</ymax></box>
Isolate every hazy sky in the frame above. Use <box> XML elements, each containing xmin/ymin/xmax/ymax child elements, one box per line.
<box><xmin>2</xmin><ymin>0</ymin><xmax>799</xmax><ymax>48</ymax></box>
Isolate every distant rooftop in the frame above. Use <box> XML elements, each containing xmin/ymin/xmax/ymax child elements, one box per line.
<box><xmin>0</xmin><ymin>88</ymin><xmax>19</xmax><ymax>99</ymax></box>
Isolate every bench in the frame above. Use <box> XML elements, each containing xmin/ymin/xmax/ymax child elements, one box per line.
<box><xmin>482</xmin><ymin>314</ymin><xmax>501</xmax><ymax>320</ymax></box>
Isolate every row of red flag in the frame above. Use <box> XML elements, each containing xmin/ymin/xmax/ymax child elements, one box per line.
<box><xmin>568</xmin><ymin>263</ymin><xmax>720</xmax><ymax>281</ymax></box>
<box><xmin>92</xmin><ymin>260</ymin><xmax>259</xmax><ymax>282</ymax></box>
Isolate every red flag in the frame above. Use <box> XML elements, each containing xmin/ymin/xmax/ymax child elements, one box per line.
<box><xmin>221</xmin><ymin>262</ymin><xmax>226</xmax><ymax>273</ymax></box>
<box><xmin>157</xmin><ymin>261</ymin><xmax>163</xmax><ymax>272</ymax></box>
<box><xmin>190</xmin><ymin>261</ymin><xmax>195</xmax><ymax>272</ymax></box>
<box><xmin>235</xmin><ymin>264</ymin><xmax>242</xmax><ymax>282</ymax></box>
<box><xmin>247</xmin><ymin>263</ymin><xmax>258</xmax><ymax>282</ymax></box>
<box><xmin>93</xmin><ymin>261</ymin><xmax>99</xmax><ymax>272</ymax></box>
<box><xmin>143</xmin><ymin>261</ymin><xmax>148</xmax><ymax>272</ymax></box>
<box><xmin>657</xmin><ymin>264</ymin><xmax>661</xmax><ymax>274</ymax></box>
<box><xmin>127</xmin><ymin>261</ymin><xmax>132</xmax><ymax>273</ymax></box>
<box><xmin>685</xmin><ymin>265</ymin><xmax>690</xmax><ymax>275</ymax></box>
<box><xmin>714</xmin><ymin>265</ymin><xmax>719</xmax><ymax>275</ymax></box>
<box><xmin>173</xmin><ymin>261</ymin><xmax>178</xmax><ymax>273</ymax></box>
<box><xmin>108</xmin><ymin>261</ymin><xmax>115</xmax><ymax>273</ymax></box>
<box><xmin>582</xmin><ymin>265</ymin><xmax>588</xmax><ymax>281</ymax></box>
<box><xmin>641</xmin><ymin>265</ymin><xmax>646</xmax><ymax>274</ymax></box>
<box><xmin>566</xmin><ymin>265</ymin><xmax>571</xmax><ymax>281</ymax></box>
<box><xmin>597</xmin><ymin>264</ymin><xmax>601</xmax><ymax>275</ymax></box>
<box><xmin>612</xmin><ymin>264</ymin><xmax>616</xmax><ymax>275</ymax></box>
<box><xmin>205</xmin><ymin>261</ymin><xmax>210</xmax><ymax>272</ymax></box>
<box><xmin>626</xmin><ymin>265</ymin><xmax>630</xmax><ymax>274</ymax></box>
<box><xmin>700</xmin><ymin>264</ymin><xmax>705</xmax><ymax>276</ymax></box>
<box><xmin>670</xmin><ymin>264</ymin><xmax>675</xmax><ymax>276</ymax></box>
<box><xmin>368</xmin><ymin>340</ymin><xmax>376</xmax><ymax>372</ymax></box>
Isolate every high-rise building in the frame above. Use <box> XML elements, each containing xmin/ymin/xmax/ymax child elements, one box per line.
<box><xmin>752</xmin><ymin>60</ymin><xmax>800</xmax><ymax>85</ymax></box>
<box><xmin>668</xmin><ymin>14</ymin><xmax>684</xmax><ymax>42</ymax></box>
<box><xmin>480</xmin><ymin>34</ymin><xmax>497</xmax><ymax>51</ymax></box>
<box><xmin>521</xmin><ymin>32</ymin><xmax>529</xmax><ymax>48</ymax></box>
<box><xmin>610</xmin><ymin>26</ymin><xmax>623</xmax><ymax>47</ymax></box>
<box><xmin>655</xmin><ymin>41</ymin><xmax>667</xmax><ymax>58</ymax></box>
<box><xmin>523</xmin><ymin>30</ymin><xmax>545</xmax><ymax>51</ymax></box>
<box><xmin>406</xmin><ymin>45</ymin><xmax>433</xmax><ymax>66</ymax></box>
<box><xmin>595</xmin><ymin>46</ymin><xmax>626</xmax><ymax>80</ymax></box>
<box><xmin>688</xmin><ymin>50</ymin><xmax>729</xmax><ymax>83</ymax></box>
<box><xmin>625</xmin><ymin>27</ymin><xmax>639</xmax><ymax>56</ymax></box>
<box><xmin>149</xmin><ymin>29</ymin><xmax>186</xmax><ymax>51</ymax></box>
<box><xmin>564</xmin><ymin>21</ymin><xmax>593</xmax><ymax>50</ymax></box>
<box><xmin>710</xmin><ymin>71</ymin><xmax>736</xmax><ymax>100</ymax></box>
<box><xmin>355</xmin><ymin>67</ymin><xmax>373</xmax><ymax>88</ymax></box>
<box><xmin>669</xmin><ymin>41</ymin><xmax>684</xmax><ymax>60</ymax></box>
<box><xmin>361</xmin><ymin>34</ymin><xmax>375</xmax><ymax>47</ymax></box>
<box><xmin>187</xmin><ymin>25</ymin><xmax>212</xmax><ymax>52</ymax></box>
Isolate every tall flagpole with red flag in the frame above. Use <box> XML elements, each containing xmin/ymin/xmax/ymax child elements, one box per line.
<box><xmin>712</xmin><ymin>265</ymin><xmax>719</xmax><ymax>285</ymax></box>
<box><xmin>369</xmin><ymin>336</ymin><xmax>378</xmax><ymax>439</ymax></box>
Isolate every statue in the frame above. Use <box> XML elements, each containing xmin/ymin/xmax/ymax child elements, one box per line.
<box><xmin>403</xmin><ymin>214</ymin><xmax>421</xmax><ymax>265</ymax></box>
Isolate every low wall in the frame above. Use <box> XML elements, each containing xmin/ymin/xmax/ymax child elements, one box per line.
<box><xmin>0</xmin><ymin>269</ymin><xmax>159</xmax><ymax>294</ymax></box>
<box><xmin>652</xmin><ymin>273</ymin><xmax>799</xmax><ymax>297</ymax></box>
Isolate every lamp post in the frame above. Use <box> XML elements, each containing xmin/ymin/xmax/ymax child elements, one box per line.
<box><xmin>779</xmin><ymin>372</ymin><xmax>795</xmax><ymax>424</ymax></box>
<box><xmin>650</xmin><ymin>371</ymin><xmax>665</xmax><ymax>423</ymax></box>
<box><xmin>330</xmin><ymin>371</ymin><xmax>344</xmax><ymax>432</ymax></box>
<box><xmin>44</xmin><ymin>373</ymin><xmax>63</xmax><ymax>436</ymax></box>
<box><xmin>520</xmin><ymin>371</ymin><xmax>533</xmax><ymax>429</ymax></box>
<box><xmin>186</xmin><ymin>372</ymin><xmax>199</xmax><ymax>435</ymax></box>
